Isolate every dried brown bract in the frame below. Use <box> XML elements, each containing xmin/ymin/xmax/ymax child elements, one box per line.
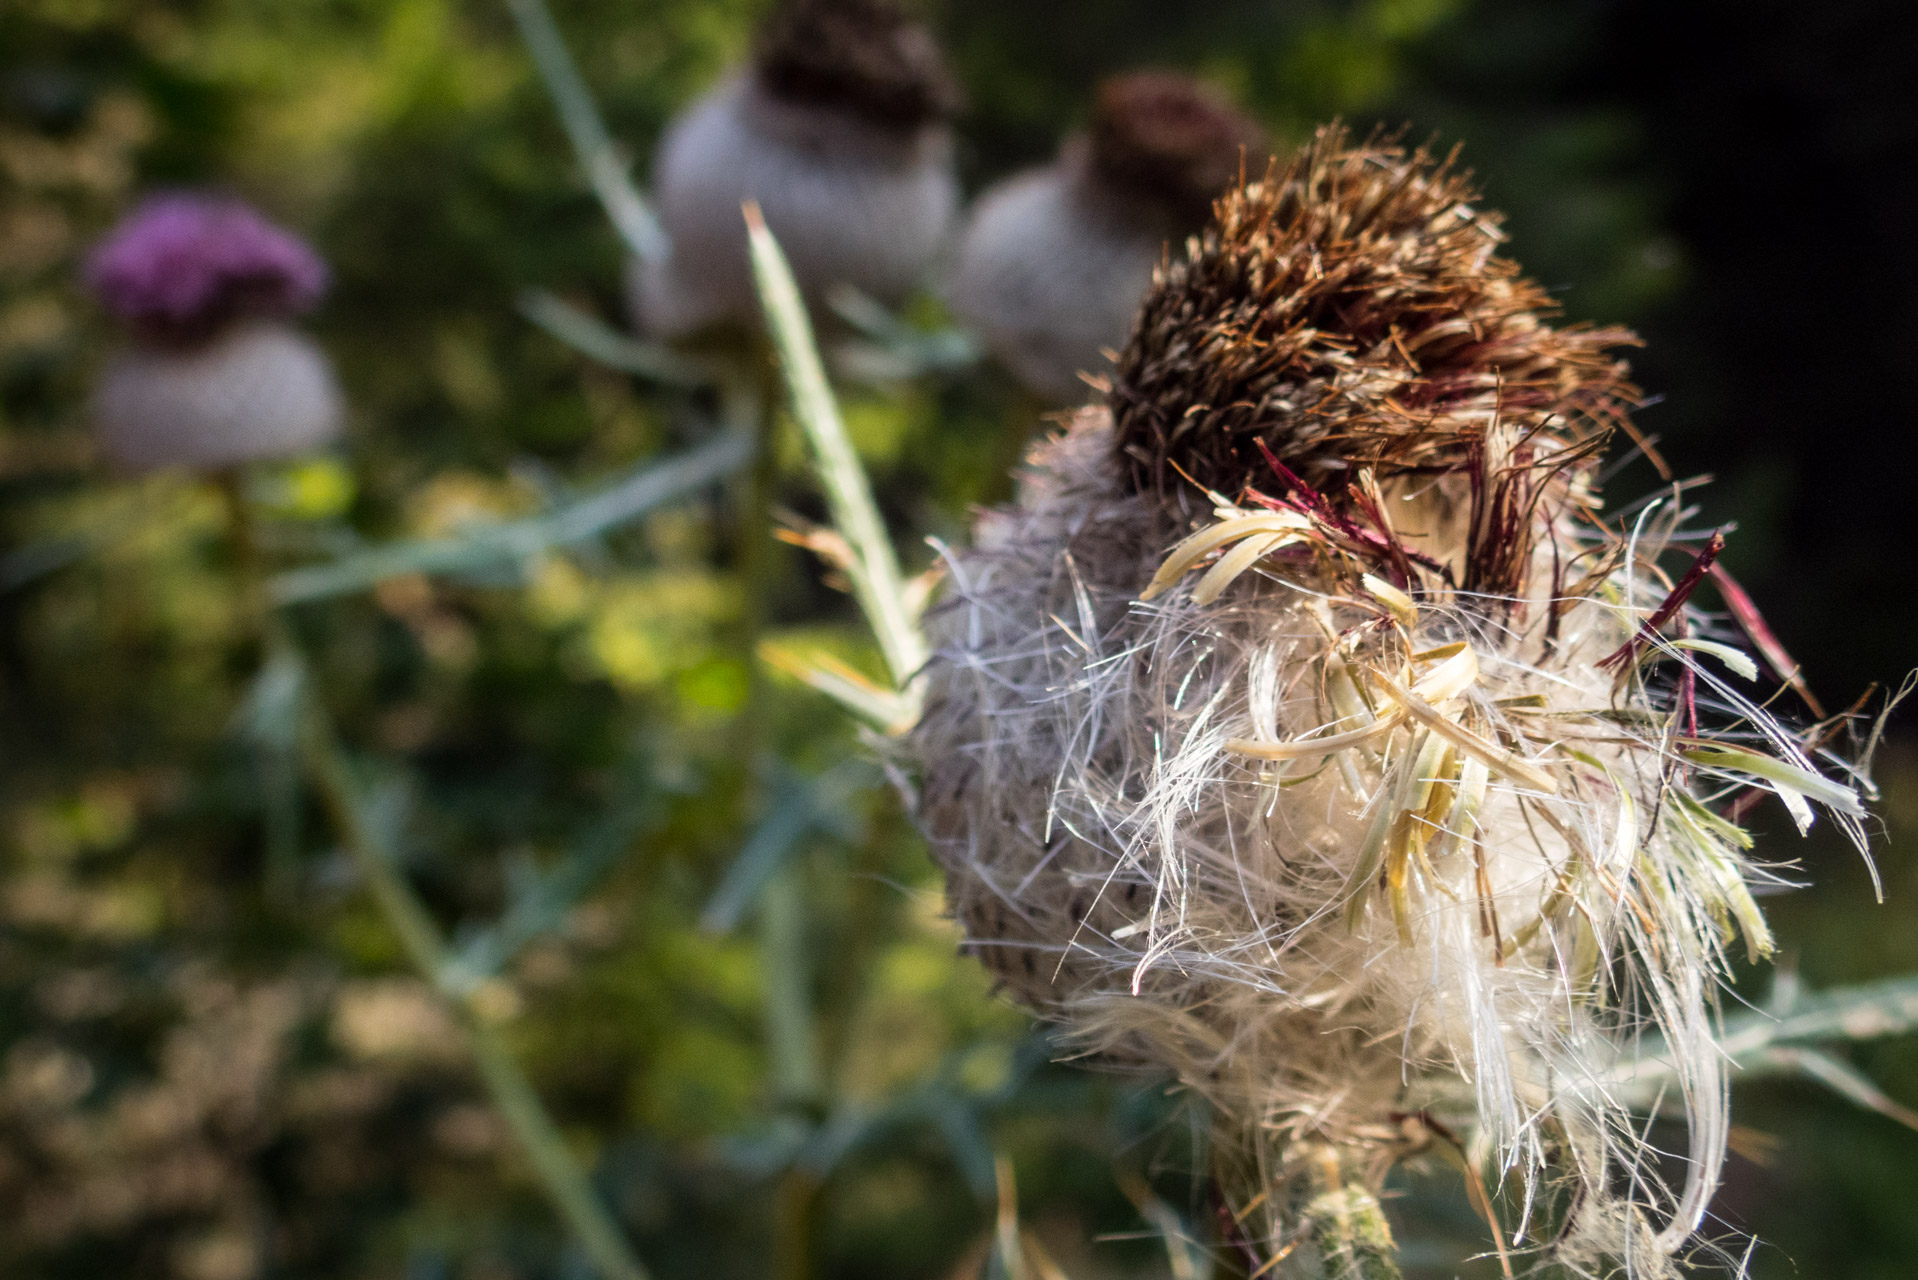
<box><xmin>1113</xmin><ymin>126</ymin><xmax>1638</xmax><ymax>561</ymax></box>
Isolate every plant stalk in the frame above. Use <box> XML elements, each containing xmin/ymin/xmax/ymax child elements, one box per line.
<box><xmin>726</xmin><ymin>343</ymin><xmax>824</xmax><ymax>1276</ymax></box>
<box><xmin>215</xmin><ymin>467</ymin><xmax>268</xmax><ymax>653</ymax></box>
<box><xmin>501</xmin><ymin>0</ymin><xmax>670</xmax><ymax>264</ymax></box>
<box><xmin>1289</xmin><ymin>1145</ymin><xmax>1402</xmax><ymax>1280</ymax></box>
<box><xmin>216</xmin><ymin>467</ymin><xmax>303</xmax><ymax>900</ymax></box>
<box><xmin>219</xmin><ymin>476</ymin><xmax>649</xmax><ymax>1280</ymax></box>
<box><xmin>728</xmin><ymin>347</ymin><xmax>821</xmax><ymax>1107</ymax></box>
<box><xmin>771</xmin><ymin>1159</ymin><xmax>825</xmax><ymax>1280</ymax></box>
<box><xmin>728</xmin><ymin>342</ymin><xmax>784</xmax><ymax>761</ymax></box>
<box><xmin>760</xmin><ymin>861</ymin><xmax>820</xmax><ymax>1108</ymax></box>
<box><xmin>297</xmin><ymin>704</ymin><xmax>652</xmax><ymax>1280</ymax></box>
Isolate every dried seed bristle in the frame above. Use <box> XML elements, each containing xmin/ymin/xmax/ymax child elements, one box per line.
<box><xmin>755</xmin><ymin>0</ymin><xmax>962</xmax><ymax>131</ymax></box>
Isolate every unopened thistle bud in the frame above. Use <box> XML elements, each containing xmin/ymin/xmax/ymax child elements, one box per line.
<box><xmin>86</xmin><ymin>193</ymin><xmax>343</xmax><ymax>473</ymax></box>
<box><xmin>947</xmin><ymin>72</ymin><xmax>1266</xmax><ymax>403</ymax></box>
<box><xmin>908</xmin><ymin>127</ymin><xmax>1874</xmax><ymax>1275</ymax></box>
<box><xmin>630</xmin><ymin>0</ymin><xmax>962</xmax><ymax>339</ymax></box>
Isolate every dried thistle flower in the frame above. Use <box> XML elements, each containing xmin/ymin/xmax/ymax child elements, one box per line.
<box><xmin>85</xmin><ymin>193</ymin><xmax>343</xmax><ymax>473</ymax></box>
<box><xmin>947</xmin><ymin>72</ymin><xmax>1267</xmax><ymax>403</ymax></box>
<box><xmin>908</xmin><ymin>127</ymin><xmax>1875</xmax><ymax>1274</ymax></box>
<box><xmin>630</xmin><ymin>0</ymin><xmax>961</xmax><ymax>339</ymax></box>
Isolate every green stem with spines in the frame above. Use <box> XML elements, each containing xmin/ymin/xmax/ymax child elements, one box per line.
<box><xmin>744</xmin><ymin>208</ymin><xmax>927</xmax><ymax>699</ymax></box>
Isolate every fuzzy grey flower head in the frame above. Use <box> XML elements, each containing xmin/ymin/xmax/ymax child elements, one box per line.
<box><xmin>629</xmin><ymin>1</ymin><xmax>960</xmax><ymax>339</ymax></box>
<box><xmin>946</xmin><ymin>72</ymin><xmax>1266</xmax><ymax>403</ymax></box>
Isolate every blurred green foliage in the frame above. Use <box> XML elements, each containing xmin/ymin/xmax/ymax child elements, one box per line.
<box><xmin>2</xmin><ymin>2</ymin><xmax>1914</xmax><ymax>1279</ymax></box>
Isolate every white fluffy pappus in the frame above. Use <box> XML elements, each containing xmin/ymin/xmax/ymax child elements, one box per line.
<box><xmin>92</xmin><ymin>320</ymin><xmax>345</xmax><ymax>474</ymax></box>
<box><xmin>907</xmin><ymin>409</ymin><xmax>1869</xmax><ymax>1274</ymax></box>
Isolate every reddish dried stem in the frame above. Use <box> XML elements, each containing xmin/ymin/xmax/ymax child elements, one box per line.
<box><xmin>1711</xmin><ymin>564</ymin><xmax>1827</xmax><ymax>718</ymax></box>
<box><xmin>1599</xmin><ymin>530</ymin><xmax>1726</xmax><ymax>673</ymax></box>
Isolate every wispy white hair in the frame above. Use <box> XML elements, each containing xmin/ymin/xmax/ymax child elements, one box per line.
<box><xmin>910</xmin><ymin>410</ymin><xmax>1865</xmax><ymax>1270</ymax></box>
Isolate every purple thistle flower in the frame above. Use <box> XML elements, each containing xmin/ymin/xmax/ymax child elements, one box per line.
<box><xmin>85</xmin><ymin>193</ymin><xmax>328</xmax><ymax>344</ymax></box>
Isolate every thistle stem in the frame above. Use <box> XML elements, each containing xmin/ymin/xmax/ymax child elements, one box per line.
<box><xmin>729</xmin><ymin>347</ymin><xmax>821</xmax><ymax>1107</ymax></box>
<box><xmin>296</xmin><ymin>703</ymin><xmax>651</xmax><ymax>1280</ymax></box>
<box><xmin>1290</xmin><ymin>1146</ymin><xmax>1402</xmax><ymax>1280</ymax></box>
<box><xmin>218</xmin><ymin>476</ymin><xmax>649</xmax><ymax>1280</ymax></box>
<box><xmin>215</xmin><ymin>466</ymin><xmax>301</xmax><ymax>899</ymax></box>
<box><xmin>215</xmin><ymin>466</ymin><xmax>268</xmax><ymax>652</ymax></box>
<box><xmin>761</xmin><ymin>861</ymin><xmax>821</xmax><ymax>1108</ymax></box>
<box><xmin>726</xmin><ymin>345</ymin><xmax>824</xmax><ymax>1277</ymax></box>
<box><xmin>771</xmin><ymin>1162</ymin><xmax>825</xmax><ymax>1280</ymax></box>
<box><xmin>727</xmin><ymin>343</ymin><xmax>783</xmax><ymax>761</ymax></box>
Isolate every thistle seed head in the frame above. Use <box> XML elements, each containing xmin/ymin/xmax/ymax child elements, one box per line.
<box><xmin>908</xmin><ymin>125</ymin><xmax>1880</xmax><ymax>1274</ymax></box>
<box><xmin>631</xmin><ymin>1</ymin><xmax>960</xmax><ymax>339</ymax></box>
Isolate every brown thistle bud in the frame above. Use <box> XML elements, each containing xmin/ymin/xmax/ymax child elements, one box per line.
<box><xmin>754</xmin><ymin>0</ymin><xmax>962</xmax><ymax>131</ymax></box>
<box><xmin>1086</xmin><ymin>71</ymin><xmax>1268</xmax><ymax>229</ymax></box>
<box><xmin>1112</xmin><ymin>126</ymin><xmax>1638</xmax><ymax>513</ymax></box>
